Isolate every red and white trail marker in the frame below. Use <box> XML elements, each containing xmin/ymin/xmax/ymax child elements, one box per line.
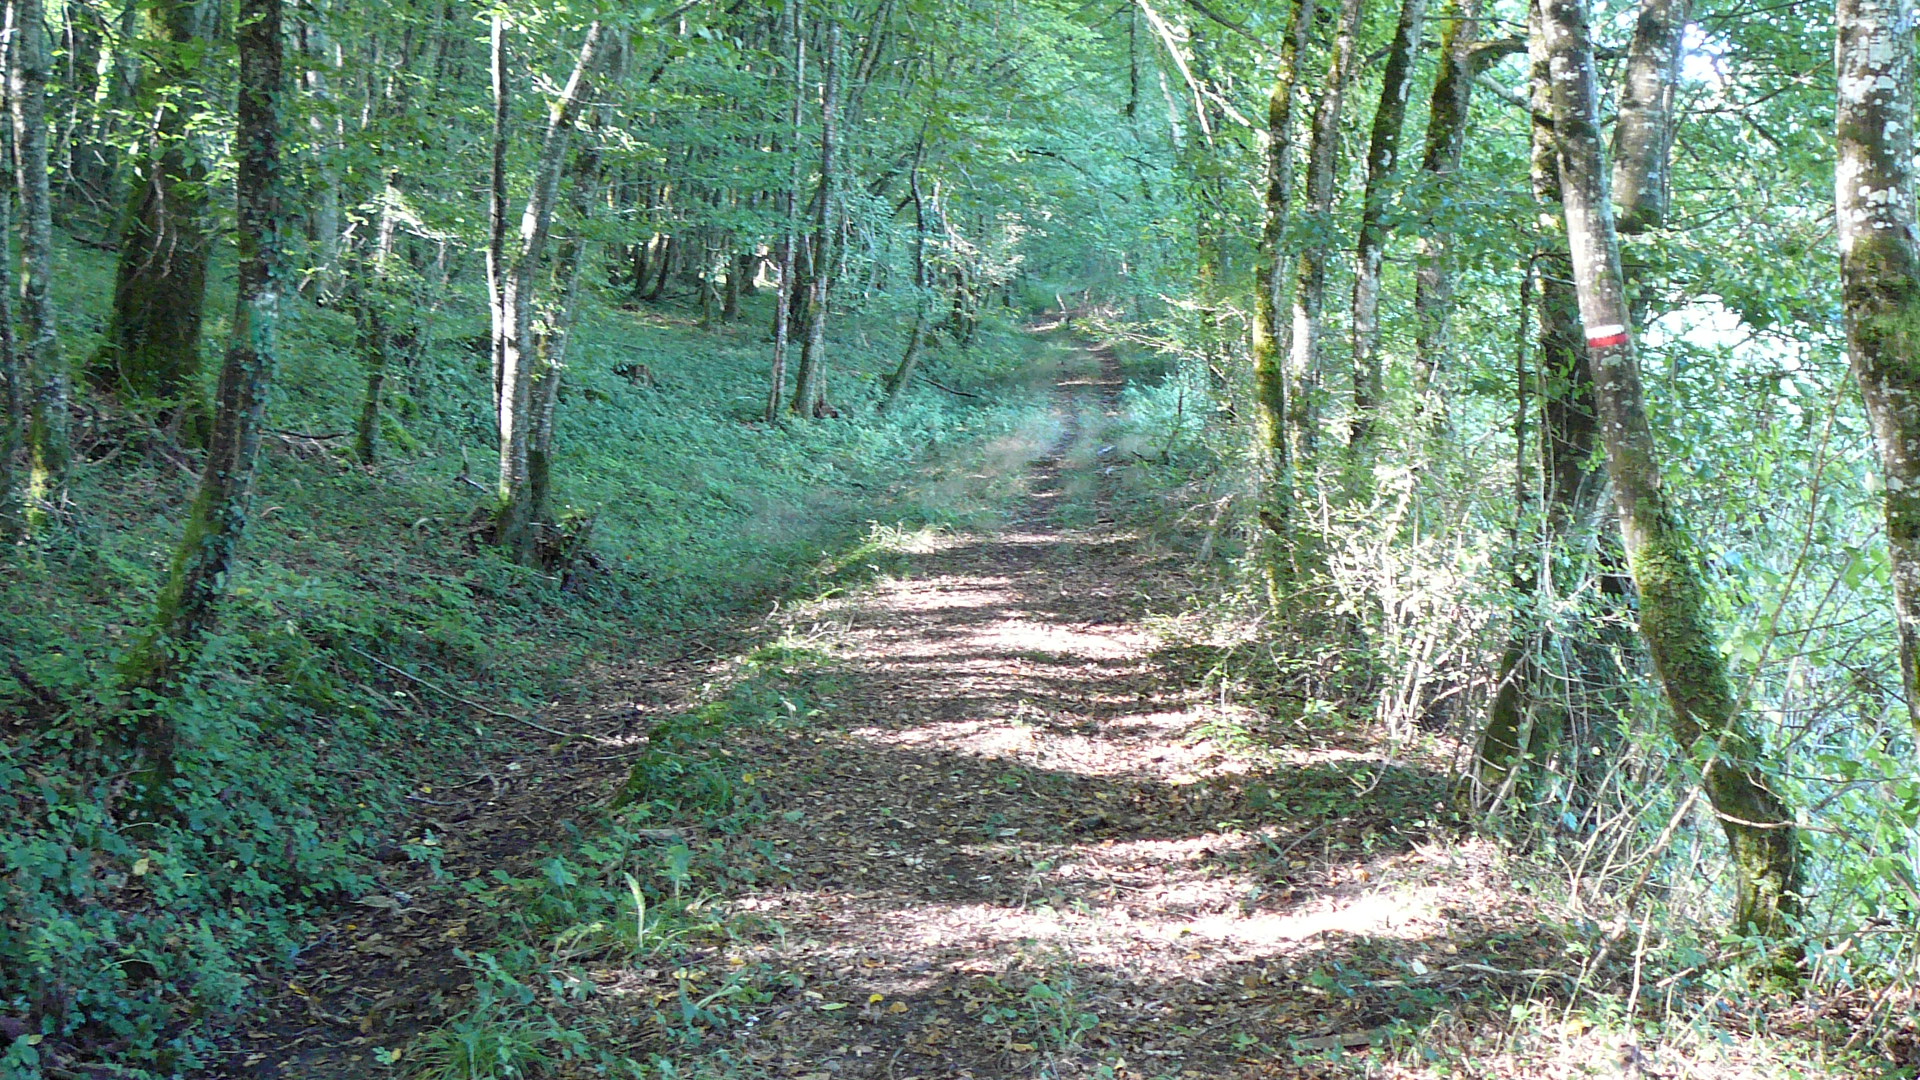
<box><xmin>1586</xmin><ymin>323</ymin><xmax>1630</xmax><ymax>349</ymax></box>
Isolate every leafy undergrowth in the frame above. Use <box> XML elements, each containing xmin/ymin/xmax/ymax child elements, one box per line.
<box><xmin>0</xmin><ymin>234</ymin><xmax>1074</xmax><ymax>1077</ymax></box>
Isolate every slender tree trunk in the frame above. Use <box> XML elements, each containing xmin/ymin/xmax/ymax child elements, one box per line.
<box><xmin>722</xmin><ymin>232</ymin><xmax>742</xmax><ymax>321</ymax></box>
<box><xmin>882</xmin><ymin>136</ymin><xmax>931</xmax><ymax>411</ymax></box>
<box><xmin>494</xmin><ymin>22</ymin><xmax>607</xmax><ymax>561</ymax></box>
<box><xmin>1611</xmin><ymin>0</ymin><xmax>1691</xmax><ymax>236</ymax></box>
<box><xmin>791</xmin><ymin>20</ymin><xmax>841</xmax><ymax>418</ymax></box>
<box><xmin>123</xmin><ymin>0</ymin><xmax>287</xmax><ymax>793</ymax></box>
<box><xmin>1542</xmin><ymin>0</ymin><xmax>1803</xmax><ymax>958</ymax></box>
<box><xmin>13</xmin><ymin>0</ymin><xmax>66</xmax><ymax>530</ymax></box>
<box><xmin>352</xmin><ymin>179</ymin><xmax>400</xmax><ymax>465</ymax></box>
<box><xmin>0</xmin><ymin>0</ymin><xmax>19</xmax><ymax>536</ymax></box>
<box><xmin>767</xmin><ymin>0</ymin><xmax>804</xmax><ymax>423</ymax></box>
<box><xmin>486</xmin><ymin>13</ymin><xmax>509</xmax><ymax>412</ymax></box>
<box><xmin>528</xmin><ymin>84</ymin><xmax>614</xmax><ymax>539</ymax></box>
<box><xmin>1349</xmin><ymin>0</ymin><xmax>1430</xmax><ymax>449</ymax></box>
<box><xmin>648</xmin><ymin>234</ymin><xmax>675</xmax><ymax>302</ymax></box>
<box><xmin>97</xmin><ymin>0</ymin><xmax>213</xmax><ymax>437</ymax></box>
<box><xmin>1413</xmin><ymin>0</ymin><xmax>1513</xmax><ymax>413</ymax></box>
<box><xmin>1479</xmin><ymin>1</ymin><xmax>1593</xmax><ymax>797</ymax></box>
<box><xmin>1287</xmin><ymin>0</ymin><xmax>1363</xmax><ymax>466</ymax></box>
<box><xmin>298</xmin><ymin>4</ymin><xmax>345</xmax><ymax>296</ymax></box>
<box><xmin>1252</xmin><ymin>0</ymin><xmax>1315</xmax><ymax>486</ymax></box>
<box><xmin>1837</xmin><ymin>0</ymin><xmax>1920</xmax><ymax>737</ymax></box>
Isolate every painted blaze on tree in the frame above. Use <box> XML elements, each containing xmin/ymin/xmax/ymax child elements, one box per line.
<box><xmin>1540</xmin><ymin>0</ymin><xmax>1803</xmax><ymax>963</ymax></box>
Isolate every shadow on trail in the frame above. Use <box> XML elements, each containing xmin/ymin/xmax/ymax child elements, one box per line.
<box><xmin>589</xmin><ymin>341</ymin><xmax>1596</xmax><ymax>1077</ymax></box>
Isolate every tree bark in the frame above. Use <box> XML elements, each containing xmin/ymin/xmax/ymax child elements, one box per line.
<box><xmin>123</xmin><ymin>0</ymin><xmax>287</xmax><ymax>793</ymax></box>
<box><xmin>1413</xmin><ymin>0</ymin><xmax>1512</xmax><ymax>412</ymax></box>
<box><xmin>487</xmin><ymin>13</ymin><xmax>509</xmax><ymax>412</ymax></box>
<box><xmin>1611</xmin><ymin>0</ymin><xmax>1691</xmax><ymax>235</ymax></box>
<box><xmin>494</xmin><ymin>21</ymin><xmax>607</xmax><ymax>561</ymax></box>
<box><xmin>1542</xmin><ymin>0</ymin><xmax>1803</xmax><ymax>958</ymax></box>
<box><xmin>1251</xmin><ymin>0</ymin><xmax>1315</xmax><ymax>487</ymax></box>
<box><xmin>97</xmin><ymin>0</ymin><xmax>214</xmax><ymax>437</ymax></box>
<box><xmin>791</xmin><ymin>20</ymin><xmax>841</xmax><ymax>418</ymax></box>
<box><xmin>1836</xmin><ymin>0</ymin><xmax>1920</xmax><ymax>737</ymax></box>
<box><xmin>1286</xmin><ymin>0</ymin><xmax>1364</xmax><ymax>466</ymax></box>
<box><xmin>1477</xmin><ymin>0</ymin><xmax>1601</xmax><ymax>801</ymax></box>
<box><xmin>882</xmin><ymin>134</ymin><xmax>931</xmax><ymax>411</ymax></box>
<box><xmin>351</xmin><ymin>179</ymin><xmax>400</xmax><ymax>465</ymax></box>
<box><xmin>0</xmin><ymin>0</ymin><xmax>19</xmax><ymax>536</ymax></box>
<box><xmin>1349</xmin><ymin>0</ymin><xmax>1430</xmax><ymax>449</ymax></box>
<box><xmin>13</xmin><ymin>0</ymin><xmax>66</xmax><ymax>530</ymax></box>
<box><xmin>768</xmin><ymin>0</ymin><xmax>804</xmax><ymax>422</ymax></box>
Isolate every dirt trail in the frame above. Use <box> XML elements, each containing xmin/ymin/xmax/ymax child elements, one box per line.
<box><xmin>604</xmin><ymin>345</ymin><xmax>1510</xmax><ymax>1078</ymax></box>
<box><xmin>227</xmin><ymin>343</ymin><xmax>1549</xmax><ymax>1079</ymax></box>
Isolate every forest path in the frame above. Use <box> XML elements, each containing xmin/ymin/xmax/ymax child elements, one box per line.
<box><xmin>609</xmin><ymin>344</ymin><xmax>1498</xmax><ymax>1078</ymax></box>
<box><xmin>226</xmin><ymin>341</ymin><xmax>1526</xmax><ymax>1080</ymax></box>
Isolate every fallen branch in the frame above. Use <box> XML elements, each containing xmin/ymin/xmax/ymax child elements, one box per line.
<box><xmin>917</xmin><ymin>374</ymin><xmax>983</xmax><ymax>399</ymax></box>
<box><xmin>344</xmin><ymin>644</ymin><xmax>580</xmax><ymax>741</ymax></box>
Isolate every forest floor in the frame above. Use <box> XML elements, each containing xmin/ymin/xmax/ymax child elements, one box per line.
<box><xmin>213</xmin><ymin>342</ymin><xmax>1894</xmax><ymax>1080</ymax></box>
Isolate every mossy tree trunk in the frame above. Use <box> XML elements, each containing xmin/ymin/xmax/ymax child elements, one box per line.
<box><xmin>351</xmin><ymin>179</ymin><xmax>400</xmax><ymax>466</ymax></box>
<box><xmin>1837</xmin><ymin>0</ymin><xmax>1920</xmax><ymax>736</ymax></box>
<box><xmin>1251</xmin><ymin>0</ymin><xmax>1314</xmax><ymax>507</ymax></box>
<box><xmin>96</xmin><ymin>0</ymin><xmax>214</xmax><ymax>439</ymax></box>
<box><xmin>0</xmin><ymin>8</ymin><xmax>20</xmax><ymax>538</ymax></box>
<box><xmin>528</xmin><ymin>92</ymin><xmax>612</xmax><ymax>541</ymax></box>
<box><xmin>1413</xmin><ymin>2</ymin><xmax>1519</xmax><ymax>416</ymax></box>
<box><xmin>1348</xmin><ymin>0</ymin><xmax>1429</xmax><ymax>451</ymax></box>
<box><xmin>1477</xmin><ymin>2</ymin><xmax>1596</xmax><ymax>800</ymax></box>
<box><xmin>1543</xmin><ymin>0</ymin><xmax>1803</xmax><ymax>960</ymax></box>
<box><xmin>123</xmin><ymin>0</ymin><xmax>287</xmax><ymax>794</ymax></box>
<box><xmin>1287</xmin><ymin>0</ymin><xmax>1363</xmax><ymax>469</ymax></box>
<box><xmin>486</xmin><ymin>13</ymin><xmax>509</xmax><ymax>413</ymax></box>
<box><xmin>13</xmin><ymin>0</ymin><xmax>67</xmax><ymax>530</ymax></box>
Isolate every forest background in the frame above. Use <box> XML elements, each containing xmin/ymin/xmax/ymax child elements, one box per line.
<box><xmin>2</xmin><ymin>0</ymin><xmax>1920</xmax><ymax>1076</ymax></box>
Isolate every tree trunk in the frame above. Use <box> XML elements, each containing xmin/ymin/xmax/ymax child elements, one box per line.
<box><xmin>1413</xmin><ymin>0</ymin><xmax>1513</xmax><ymax>413</ymax></box>
<box><xmin>123</xmin><ymin>0</ymin><xmax>287</xmax><ymax>794</ymax></box>
<box><xmin>13</xmin><ymin>0</ymin><xmax>66</xmax><ymax>531</ymax></box>
<box><xmin>1837</xmin><ymin>0</ymin><xmax>1920</xmax><ymax>737</ymax></box>
<box><xmin>648</xmin><ymin>234</ymin><xmax>675</xmax><ymax>302</ymax></box>
<box><xmin>297</xmin><ymin>4</ymin><xmax>345</xmax><ymax>296</ymax></box>
<box><xmin>97</xmin><ymin>0</ymin><xmax>214</xmax><ymax>438</ymax></box>
<box><xmin>1542</xmin><ymin>0</ymin><xmax>1803</xmax><ymax>959</ymax></box>
<box><xmin>528</xmin><ymin>94</ymin><xmax>612</xmax><ymax>540</ymax></box>
<box><xmin>882</xmin><ymin>136</ymin><xmax>931</xmax><ymax>411</ymax></box>
<box><xmin>486</xmin><ymin>13</ymin><xmax>509</xmax><ymax>412</ymax></box>
<box><xmin>791</xmin><ymin>20</ymin><xmax>841</xmax><ymax>418</ymax></box>
<box><xmin>1251</xmin><ymin>0</ymin><xmax>1315</xmax><ymax>487</ymax></box>
<box><xmin>1287</xmin><ymin>0</ymin><xmax>1364</xmax><ymax>467</ymax></box>
<box><xmin>1349</xmin><ymin>0</ymin><xmax>1429</xmax><ymax>449</ymax></box>
<box><xmin>352</xmin><ymin>179</ymin><xmax>400</xmax><ymax>465</ymax></box>
<box><xmin>767</xmin><ymin>0</ymin><xmax>804</xmax><ymax>423</ymax></box>
<box><xmin>0</xmin><ymin>0</ymin><xmax>19</xmax><ymax>536</ymax></box>
<box><xmin>722</xmin><ymin>234</ymin><xmax>742</xmax><ymax>321</ymax></box>
<box><xmin>1611</xmin><ymin>0</ymin><xmax>1690</xmax><ymax>236</ymax></box>
<box><xmin>1479</xmin><ymin>0</ymin><xmax>1589</xmax><ymax>798</ymax></box>
<box><xmin>494</xmin><ymin>22</ymin><xmax>607</xmax><ymax>561</ymax></box>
